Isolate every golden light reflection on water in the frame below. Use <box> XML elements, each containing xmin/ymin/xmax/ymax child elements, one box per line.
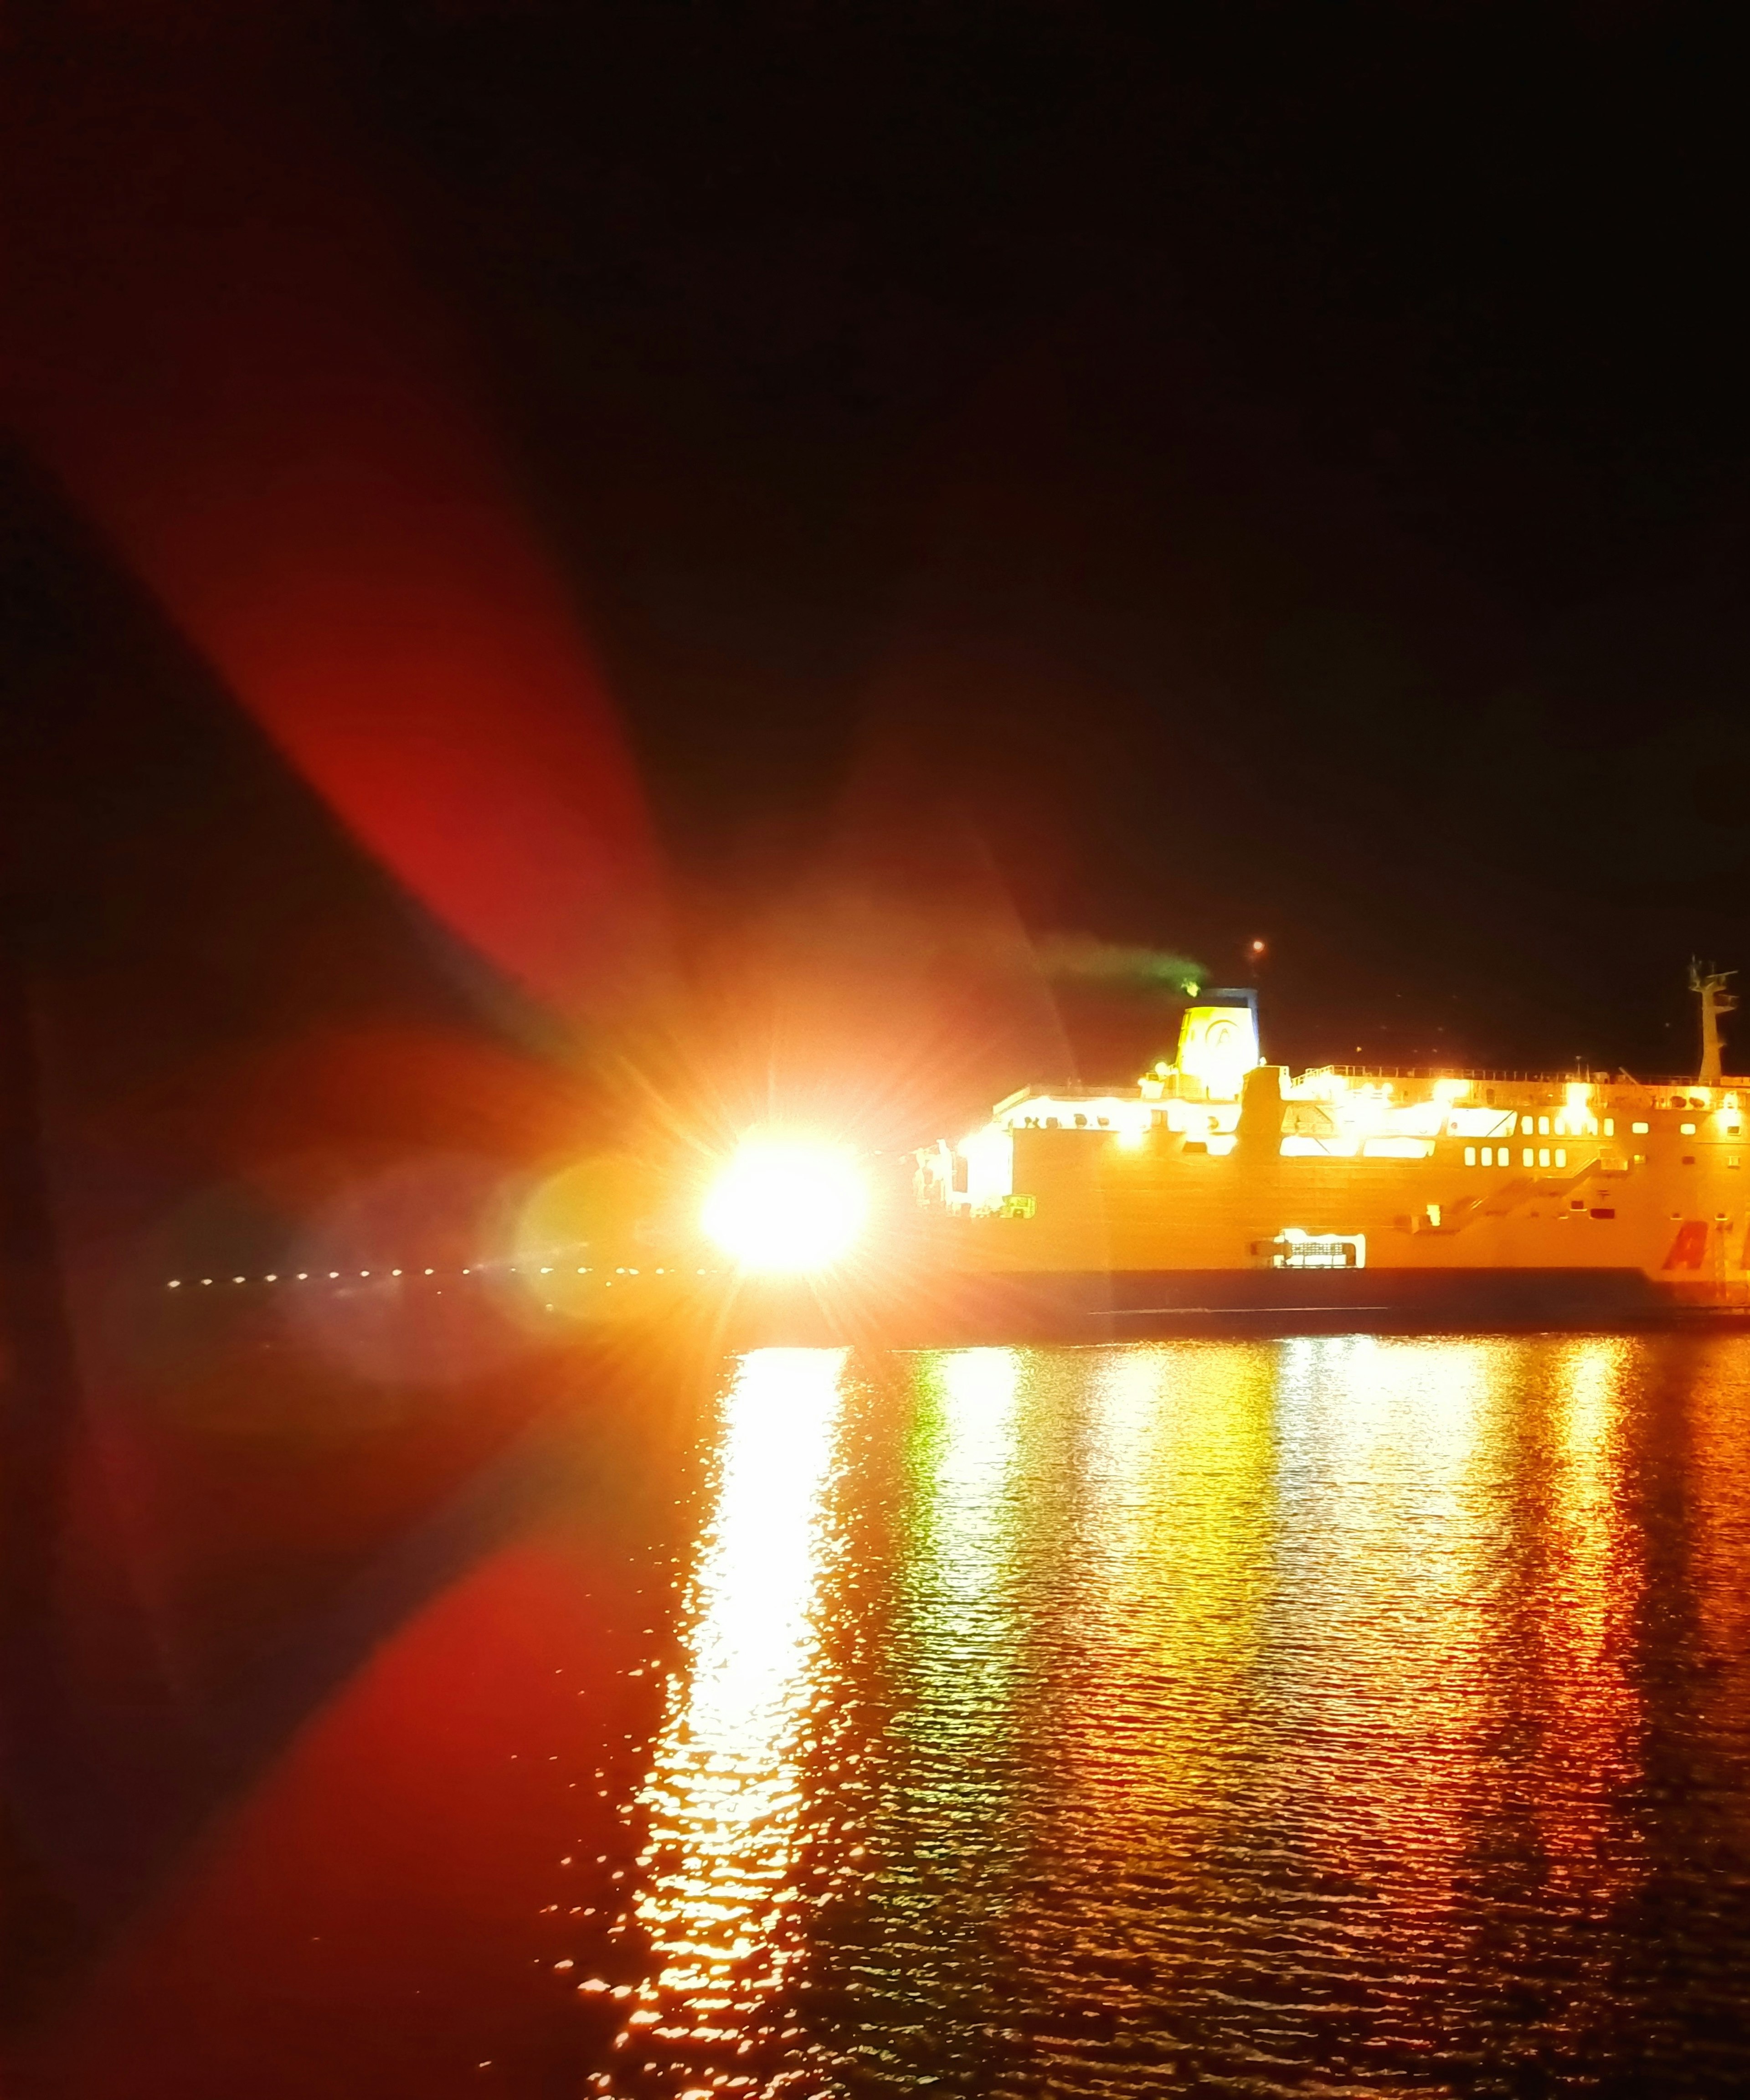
<box><xmin>1052</xmin><ymin>1342</ymin><xmax>1275</xmax><ymax>1814</ymax></box>
<box><xmin>602</xmin><ymin>1347</ymin><xmax>848</xmax><ymax>2094</ymax></box>
<box><xmin>1073</xmin><ymin>1342</ymin><xmax>1275</xmax><ymax>1716</ymax></box>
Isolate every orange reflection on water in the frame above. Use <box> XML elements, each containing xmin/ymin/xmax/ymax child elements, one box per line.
<box><xmin>1687</xmin><ymin>1341</ymin><xmax>1750</xmax><ymax>1638</ymax></box>
<box><xmin>1530</xmin><ymin>1338</ymin><xmax>1644</xmax><ymax>1893</ymax></box>
<box><xmin>602</xmin><ymin>1348</ymin><xmax>848</xmax><ymax>2092</ymax></box>
<box><xmin>1685</xmin><ymin>1339</ymin><xmax>1750</xmax><ymax>1863</ymax></box>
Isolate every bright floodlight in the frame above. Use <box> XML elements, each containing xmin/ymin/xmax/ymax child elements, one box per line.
<box><xmin>702</xmin><ymin>1138</ymin><xmax>868</xmax><ymax>1273</ymax></box>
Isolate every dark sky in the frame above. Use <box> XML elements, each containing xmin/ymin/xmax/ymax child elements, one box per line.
<box><xmin>7</xmin><ymin>1</ymin><xmax>1750</xmax><ymax>1136</ymax></box>
<box><xmin>355</xmin><ymin>0</ymin><xmax>1750</xmax><ymax>1076</ymax></box>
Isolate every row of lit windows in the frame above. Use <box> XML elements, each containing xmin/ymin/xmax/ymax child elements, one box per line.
<box><xmin>1464</xmin><ymin>1143</ymin><xmax>1745</xmax><ymax>1171</ymax></box>
<box><xmin>1511</xmin><ymin>1115</ymin><xmax>1743</xmax><ymax>1138</ymax></box>
<box><xmin>1493</xmin><ymin>1116</ymin><xmax>1742</xmax><ymax>1138</ymax></box>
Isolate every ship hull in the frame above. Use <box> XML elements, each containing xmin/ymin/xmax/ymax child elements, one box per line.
<box><xmin>704</xmin><ymin>1261</ymin><xmax>1750</xmax><ymax>1350</ymax></box>
<box><xmin>921</xmin><ymin>1262</ymin><xmax>1696</xmax><ymax>1338</ymax></box>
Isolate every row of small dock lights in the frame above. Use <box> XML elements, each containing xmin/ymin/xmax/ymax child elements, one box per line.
<box><xmin>166</xmin><ymin>1266</ymin><xmax>716</xmax><ymax>1287</ymax></box>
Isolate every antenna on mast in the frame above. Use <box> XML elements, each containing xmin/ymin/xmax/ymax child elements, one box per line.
<box><xmin>1689</xmin><ymin>959</ymin><xmax>1738</xmax><ymax>1085</ymax></box>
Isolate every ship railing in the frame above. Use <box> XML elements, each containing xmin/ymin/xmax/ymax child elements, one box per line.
<box><xmin>1298</xmin><ymin>1065</ymin><xmax>1614</xmax><ymax>1085</ymax></box>
<box><xmin>1297</xmin><ymin>1064</ymin><xmax>1750</xmax><ymax>1091</ymax></box>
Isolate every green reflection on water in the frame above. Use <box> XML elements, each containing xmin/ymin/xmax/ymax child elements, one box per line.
<box><xmin>832</xmin><ymin>1347</ymin><xmax>1034</xmax><ymax>2074</ymax></box>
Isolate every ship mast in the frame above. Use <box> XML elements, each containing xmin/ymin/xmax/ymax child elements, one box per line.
<box><xmin>1690</xmin><ymin>960</ymin><xmax>1738</xmax><ymax>1085</ymax></box>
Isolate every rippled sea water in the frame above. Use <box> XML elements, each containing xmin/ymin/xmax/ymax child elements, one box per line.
<box><xmin>594</xmin><ymin>1336</ymin><xmax>1750</xmax><ymax>2098</ymax></box>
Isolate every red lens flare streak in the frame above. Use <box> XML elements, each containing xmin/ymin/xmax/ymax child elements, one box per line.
<box><xmin>1</xmin><ymin>19</ymin><xmax>662</xmax><ymax>1021</ymax></box>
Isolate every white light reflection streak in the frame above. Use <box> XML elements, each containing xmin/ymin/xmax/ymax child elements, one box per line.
<box><xmin>606</xmin><ymin>1348</ymin><xmax>847</xmax><ymax>2088</ymax></box>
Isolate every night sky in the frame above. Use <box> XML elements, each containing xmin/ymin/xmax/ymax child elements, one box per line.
<box><xmin>5</xmin><ymin>3</ymin><xmax>1749</xmax><ymax>1158</ymax></box>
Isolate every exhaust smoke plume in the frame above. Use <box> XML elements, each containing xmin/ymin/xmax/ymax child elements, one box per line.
<box><xmin>1035</xmin><ymin>935</ymin><xmax>1208</xmax><ymax>999</ymax></box>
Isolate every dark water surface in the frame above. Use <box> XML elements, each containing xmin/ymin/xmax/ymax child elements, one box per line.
<box><xmin>15</xmin><ymin>1334</ymin><xmax>1750</xmax><ymax>2096</ymax></box>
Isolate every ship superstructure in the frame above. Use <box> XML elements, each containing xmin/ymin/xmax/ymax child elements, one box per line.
<box><xmin>916</xmin><ymin>974</ymin><xmax>1750</xmax><ymax>1318</ymax></box>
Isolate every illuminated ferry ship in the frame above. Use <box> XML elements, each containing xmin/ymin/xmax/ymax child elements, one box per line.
<box><xmin>913</xmin><ymin>968</ymin><xmax>1750</xmax><ymax>1322</ymax></box>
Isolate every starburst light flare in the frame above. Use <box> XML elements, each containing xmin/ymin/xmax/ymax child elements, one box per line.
<box><xmin>701</xmin><ymin>1137</ymin><xmax>868</xmax><ymax>1273</ymax></box>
